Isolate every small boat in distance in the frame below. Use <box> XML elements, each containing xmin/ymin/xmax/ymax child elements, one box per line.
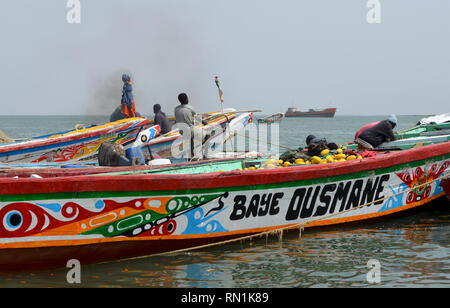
<box><xmin>258</xmin><ymin>112</ymin><xmax>285</xmax><ymax>123</ymax></box>
<box><xmin>285</xmin><ymin>107</ymin><xmax>336</xmax><ymax>118</ymax></box>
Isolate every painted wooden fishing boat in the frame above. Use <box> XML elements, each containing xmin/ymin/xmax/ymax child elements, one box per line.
<box><xmin>346</xmin><ymin>134</ymin><xmax>450</xmax><ymax>151</ymax></box>
<box><xmin>0</xmin><ymin>113</ymin><xmax>253</xmax><ymax>170</ymax></box>
<box><xmin>0</xmin><ymin>141</ymin><xmax>448</xmax><ymax>271</ymax></box>
<box><xmin>0</xmin><ymin>118</ymin><xmax>152</xmax><ymax>164</ymax></box>
<box><xmin>376</xmin><ymin>134</ymin><xmax>450</xmax><ymax>150</ymax></box>
<box><xmin>0</xmin><ymin>108</ymin><xmax>247</xmax><ymax>166</ymax></box>
<box><xmin>257</xmin><ymin>112</ymin><xmax>285</xmax><ymax>123</ymax></box>
<box><xmin>346</xmin><ymin>124</ymin><xmax>450</xmax><ymax>151</ymax></box>
<box><xmin>147</xmin><ymin>110</ymin><xmax>253</xmax><ymax>158</ymax></box>
<box><xmin>347</xmin><ymin>113</ymin><xmax>450</xmax><ymax>151</ymax></box>
<box><xmin>418</xmin><ymin>113</ymin><xmax>450</xmax><ymax>125</ymax></box>
<box><xmin>396</xmin><ymin>121</ymin><xmax>450</xmax><ymax>140</ymax></box>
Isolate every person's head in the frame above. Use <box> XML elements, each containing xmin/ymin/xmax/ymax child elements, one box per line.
<box><xmin>122</xmin><ymin>74</ymin><xmax>131</xmax><ymax>83</ymax></box>
<box><xmin>387</xmin><ymin>114</ymin><xmax>397</xmax><ymax>128</ymax></box>
<box><xmin>178</xmin><ymin>93</ymin><xmax>189</xmax><ymax>105</ymax></box>
<box><xmin>327</xmin><ymin>142</ymin><xmax>338</xmax><ymax>150</ymax></box>
<box><xmin>153</xmin><ymin>104</ymin><xmax>161</xmax><ymax>114</ymax></box>
<box><xmin>306</xmin><ymin>135</ymin><xmax>317</xmax><ymax>146</ymax></box>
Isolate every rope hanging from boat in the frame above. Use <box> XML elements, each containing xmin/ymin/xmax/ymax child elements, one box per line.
<box><xmin>157</xmin><ymin>172</ymin><xmax>449</xmax><ymax>257</ymax></box>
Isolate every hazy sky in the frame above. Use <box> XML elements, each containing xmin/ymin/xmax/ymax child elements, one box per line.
<box><xmin>0</xmin><ymin>0</ymin><xmax>448</xmax><ymax>116</ymax></box>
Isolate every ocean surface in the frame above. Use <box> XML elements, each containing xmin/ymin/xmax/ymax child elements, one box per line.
<box><xmin>0</xmin><ymin>114</ymin><xmax>449</xmax><ymax>288</ymax></box>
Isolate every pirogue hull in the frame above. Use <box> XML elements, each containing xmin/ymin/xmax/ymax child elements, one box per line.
<box><xmin>0</xmin><ymin>118</ymin><xmax>150</xmax><ymax>164</ymax></box>
<box><xmin>0</xmin><ymin>142</ymin><xmax>448</xmax><ymax>271</ymax></box>
<box><xmin>345</xmin><ymin>120</ymin><xmax>450</xmax><ymax>151</ymax></box>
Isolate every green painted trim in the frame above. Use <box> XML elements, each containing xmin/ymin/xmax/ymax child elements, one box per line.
<box><xmin>0</xmin><ymin>153</ymin><xmax>448</xmax><ymax>202</ymax></box>
<box><xmin>96</xmin><ymin>159</ymin><xmax>249</xmax><ymax>176</ymax></box>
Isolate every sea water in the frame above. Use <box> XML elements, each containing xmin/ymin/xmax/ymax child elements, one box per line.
<box><xmin>0</xmin><ymin>114</ymin><xmax>449</xmax><ymax>288</ymax></box>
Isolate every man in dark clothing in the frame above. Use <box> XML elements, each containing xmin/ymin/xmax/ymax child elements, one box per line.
<box><xmin>153</xmin><ymin>104</ymin><xmax>171</xmax><ymax>134</ymax></box>
<box><xmin>356</xmin><ymin>115</ymin><xmax>397</xmax><ymax>149</ymax></box>
<box><xmin>305</xmin><ymin>134</ymin><xmax>338</xmax><ymax>156</ymax></box>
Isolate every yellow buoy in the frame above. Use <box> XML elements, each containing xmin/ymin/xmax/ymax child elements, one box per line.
<box><xmin>320</xmin><ymin>149</ymin><xmax>330</xmax><ymax>157</ymax></box>
<box><xmin>346</xmin><ymin>155</ymin><xmax>356</xmax><ymax>161</ymax></box>
<box><xmin>266</xmin><ymin>159</ymin><xmax>277</xmax><ymax>165</ymax></box>
<box><xmin>335</xmin><ymin>153</ymin><xmax>346</xmax><ymax>160</ymax></box>
<box><xmin>311</xmin><ymin>156</ymin><xmax>322</xmax><ymax>164</ymax></box>
<box><xmin>294</xmin><ymin>158</ymin><xmax>305</xmax><ymax>165</ymax></box>
<box><xmin>336</xmin><ymin>148</ymin><xmax>343</xmax><ymax>154</ymax></box>
<box><xmin>283</xmin><ymin>161</ymin><xmax>291</xmax><ymax>167</ymax></box>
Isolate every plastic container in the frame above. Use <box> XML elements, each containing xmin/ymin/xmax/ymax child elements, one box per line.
<box><xmin>125</xmin><ymin>147</ymin><xmax>145</xmax><ymax>165</ymax></box>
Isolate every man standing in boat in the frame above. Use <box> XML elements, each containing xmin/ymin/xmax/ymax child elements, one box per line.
<box><xmin>173</xmin><ymin>93</ymin><xmax>209</xmax><ymax>158</ymax></box>
<box><xmin>174</xmin><ymin>93</ymin><xmax>196</xmax><ymax>127</ymax></box>
<box><xmin>174</xmin><ymin>93</ymin><xmax>197</xmax><ymax>157</ymax></box>
<box><xmin>355</xmin><ymin>115</ymin><xmax>397</xmax><ymax>149</ymax></box>
<box><xmin>110</xmin><ymin>74</ymin><xmax>141</xmax><ymax>122</ymax></box>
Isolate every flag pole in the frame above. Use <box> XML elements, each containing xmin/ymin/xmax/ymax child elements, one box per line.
<box><xmin>215</xmin><ymin>76</ymin><xmax>224</xmax><ymax>113</ymax></box>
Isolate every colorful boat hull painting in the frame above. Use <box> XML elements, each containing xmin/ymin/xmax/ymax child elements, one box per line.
<box><xmin>0</xmin><ymin>142</ymin><xmax>448</xmax><ymax>271</ymax></box>
<box><xmin>0</xmin><ymin>117</ymin><xmax>150</xmax><ymax>163</ymax></box>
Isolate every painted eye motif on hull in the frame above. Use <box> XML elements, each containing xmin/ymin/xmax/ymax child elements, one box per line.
<box><xmin>0</xmin><ymin>204</ymin><xmax>51</xmax><ymax>237</ymax></box>
<box><xmin>3</xmin><ymin>211</ymin><xmax>23</xmax><ymax>232</ymax></box>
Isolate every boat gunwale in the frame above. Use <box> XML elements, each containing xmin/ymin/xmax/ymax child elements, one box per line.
<box><xmin>0</xmin><ymin>142</ymin><xmax>448</xmax><ymax>198</ymax></box>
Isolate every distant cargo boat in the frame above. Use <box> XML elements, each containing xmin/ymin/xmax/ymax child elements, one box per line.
<box><xmin>285</xmin><ymin>107</ymin><xmax>336</xmax><ymax>118</ymax></box>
